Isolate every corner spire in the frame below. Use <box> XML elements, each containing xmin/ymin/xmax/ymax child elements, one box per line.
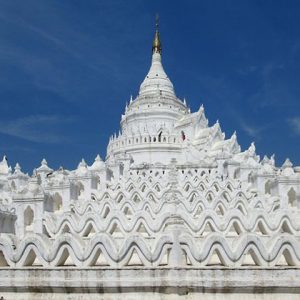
<box><xmin>152</xmin><ymin>14</ymin><xmax>162</xmax><ymax>54</ymax></box>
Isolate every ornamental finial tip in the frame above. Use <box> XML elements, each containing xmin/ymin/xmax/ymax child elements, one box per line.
<box><xmin>152</xmin><ymin>14</ymin><xmax>162</xmax><ymax>54</ymax></box>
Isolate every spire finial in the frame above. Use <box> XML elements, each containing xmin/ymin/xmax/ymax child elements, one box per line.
<box><xmin>152</xmin><ymin>14</ymin><xmax>162</xmax><ymax>54</ymax></box>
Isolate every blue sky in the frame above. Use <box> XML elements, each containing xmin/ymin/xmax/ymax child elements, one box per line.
<box><xmin>0</xmin><ymin>0</ymin><xmax>300</xmax><ymax>172</ymax></box>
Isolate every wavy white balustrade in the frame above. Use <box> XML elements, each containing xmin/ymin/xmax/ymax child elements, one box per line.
<box><xmin>1</xmin><ymin>232</ymin><xmax>300</xmax><ymax>268</ymax></box>
<box><xmin>1</xmin><ymin>159</ymin><xmax>300</xmax><ymax>270</ymax></box>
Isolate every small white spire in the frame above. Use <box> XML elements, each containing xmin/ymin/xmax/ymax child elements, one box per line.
<box><xmin>41</xmin><ymin>158</ymin><xmax>48</xmax><ymax>166</ymax></box>
<box><xmin>0</xmin><ymin>155</ymin><xmax>10</xmax><ymax>175</ymax></box>
<box><xmin>282</xmin><ymin>158</ymin><xmax>293</xmax><ymax>168</ymax></box>
<box><xmin>14</xmin><ymin>163</ymin><xmax>21</xmax><ymax>173</ymax></box>
<box><xmin>78</xmin><ymin>158</ymin><xmax>87</xmax><ymax>169</ymax></box>
<box><xmin>95</xmin><ymin>154</ymin><xmax>102</xmax><ymax>162</ymax></box>
<box><xmin>270</xmin><ymin>154</ymin><xmax>275</xmax><ymax>166</ymax></box>
<box><xmin>32</xmin><ymin>168</ymin><xmax>37</xmax><ymax>177</ymax></box>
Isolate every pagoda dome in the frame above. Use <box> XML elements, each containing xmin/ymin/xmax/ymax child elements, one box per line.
<box><xmin>127</xmin><ymin>16</ymin><xmax>187</xmax><ymax>114</ymax></box>
<box><xmin>139</xmin><ymin>52</ymin><xmax>176</xmax><ymax>98</ymax></box>
<box><xmin>106</xmin><ymin>18</ymin><xmax>192</xmax><ymax>165</ymax></box>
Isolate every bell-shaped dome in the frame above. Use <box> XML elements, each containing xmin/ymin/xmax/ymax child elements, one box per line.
<box><xmin>139</xmin><ymin>52</ymin><xmax>176</xmax><ymax>98</ymax></box>
<box><xmin>139</xmin><ymin>18</ymin><xmax>176</xmax><ymax>98</ymax></box>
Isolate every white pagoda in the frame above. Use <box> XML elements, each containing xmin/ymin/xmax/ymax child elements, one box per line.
<box><xmin>0</xmin><ymin>19</ymin><xmax>300</xmax><ymax>300</ymax></box>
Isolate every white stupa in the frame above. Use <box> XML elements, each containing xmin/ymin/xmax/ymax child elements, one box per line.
<box><xmin>0</xmin><ymin>18</ymin><xmax>300</xmax><ymax>300</ymax></box>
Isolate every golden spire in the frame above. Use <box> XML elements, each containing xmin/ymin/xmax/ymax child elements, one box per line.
<box><xmin>152</xmin><ymin>14</ymin><xmax>162</xmax><ymax>54</ymax></box>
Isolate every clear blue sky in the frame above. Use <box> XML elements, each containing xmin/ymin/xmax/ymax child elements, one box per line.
<box><xmin>0</xmin><ymin>0</ymin><xmax>300</xmax><ymax>172</ymax></box>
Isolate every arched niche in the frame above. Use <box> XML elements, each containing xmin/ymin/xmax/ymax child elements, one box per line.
<box><xmin>158</xmin><ymin>131</ymin><xmax>162</xmax><ymax>142</ymax></box>
<box><xmin>265</xmin><ymin>180</ymin><xmax>272</xmax><ymax>195</ymax></box>
<box><xmin>288</xmin><ymin>187</ymin><xmax>297</xmax><ymax>208</ymax></box>
<box><xmin>233</xmin><ymin>168</ymin><xmax>240</xmax><ymax>179</ymax></box>
<box><xmin>24</xmin><ymin>206</ymin><xmax>34</xmax><ymax>231</ymax></box>
<box><xmin>53</xmin><ymin>193</ymin><xmax>63</xmax><ymax>213</ymax></box>
<box><xmin>11</xmin><ymin>180</ymin><xmax>16</xmax><ymax>190</ymax></box>
<box><xmin>77</xmin><ymin>182</ymin><xmax>85</xmax><ymax>200</ymax></box>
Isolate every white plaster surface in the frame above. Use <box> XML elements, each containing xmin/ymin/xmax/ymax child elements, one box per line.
<box><xmin>1</xmin><ymin>293</ymin><xmax>300</xmax><ymax>300</ymax></box>
<box><xmin>1</xmin><ymin>21</ymin><xmax>300</xmax><ymax>299</ymax></box>
<box><xmin>0</xmin><ymin>268</ymin><xmax>300</xmax><ymax>296</ymax></box>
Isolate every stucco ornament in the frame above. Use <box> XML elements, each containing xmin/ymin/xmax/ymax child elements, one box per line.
<box><xmin>1</xmin><ymin>20</ymin><xmax>300</xmax><ymax>292</ymax></box>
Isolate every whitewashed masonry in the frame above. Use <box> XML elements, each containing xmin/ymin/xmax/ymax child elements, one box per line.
<box><xmin>0</xmin><ymin>20</ymin><xmax>300</xmax><ymax>298</ymax></box>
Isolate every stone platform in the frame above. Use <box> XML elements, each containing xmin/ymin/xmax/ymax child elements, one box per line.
<box><xmin>1</xmin><ymin>267</ymin><xmax>300</xmax><ymax>299</ymax></box>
